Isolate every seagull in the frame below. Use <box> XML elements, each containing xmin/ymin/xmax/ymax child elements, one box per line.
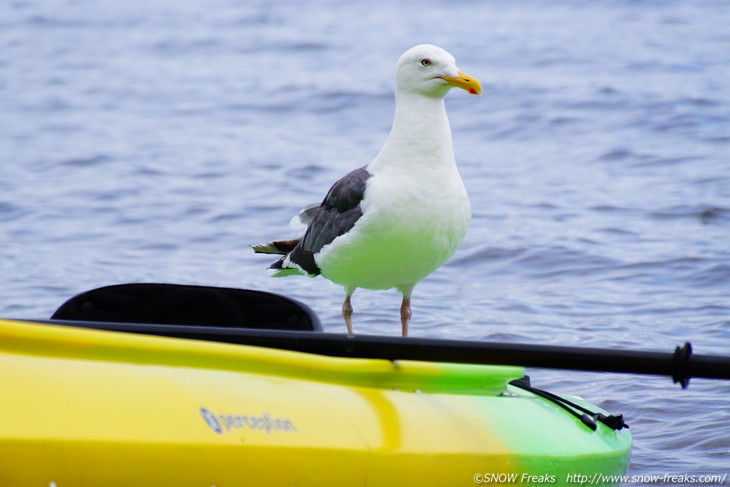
<box><xmin>253</xmin><ymin>44</ymin><xmax>481</xmax><ymax>337</ymax></box>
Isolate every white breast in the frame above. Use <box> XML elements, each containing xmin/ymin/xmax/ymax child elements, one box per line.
<box><xmin>316</xmin><ymin>164</ymin><xmax>470</xmax><ymax>291</ymax></box>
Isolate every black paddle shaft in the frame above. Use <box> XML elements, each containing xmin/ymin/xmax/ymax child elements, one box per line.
<box><xmin>51</xmin><ymin>321</ymin><xmax>730</xmax><ymax>389</ymax></box>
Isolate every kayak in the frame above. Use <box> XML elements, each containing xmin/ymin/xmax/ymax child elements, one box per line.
<box><xmin>0</xmin><ymin>285</ymin><xmax>632</xmax><ymax>486</ymax></box>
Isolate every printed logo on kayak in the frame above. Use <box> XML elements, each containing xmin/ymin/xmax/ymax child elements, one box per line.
<box><xmin>200</xmin><ymin>408</ymin><xmax>298</xmax><ymax>435</ymax></box>
<box><xmin>200</xmin><ymin>407</ymin><xmax>223</xmax><ymax>434</ymax></box>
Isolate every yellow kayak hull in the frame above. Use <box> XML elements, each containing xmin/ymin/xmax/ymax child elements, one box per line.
<box><xmin>0</xmin><ymin>319</ymin><xmax>631</xmax><ymax>486</ymax></box>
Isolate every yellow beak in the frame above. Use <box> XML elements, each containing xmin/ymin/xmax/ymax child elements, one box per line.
<box><xmin>440</xmin><ymin>71</ymin><xmax>482</xmax><ymax>95</ymax></box>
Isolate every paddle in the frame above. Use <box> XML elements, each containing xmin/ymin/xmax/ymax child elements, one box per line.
<box><xmin>52</xmin><ymin>320</ymin><xmax>729</xmax><ymax>389</ymax></box>
<box><xmin>49</xmin><ymin>284</ymin><xmax>730</xmax><ymax>389</ymax></box>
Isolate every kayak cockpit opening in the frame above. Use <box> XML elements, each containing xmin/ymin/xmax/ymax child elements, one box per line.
<box><xmin>51</xmin><ymin>283</ymin><xmax>321</xmax><ymax>331</ymax></box>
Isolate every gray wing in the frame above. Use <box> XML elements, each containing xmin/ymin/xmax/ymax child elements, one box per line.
<box><xmin>271</xmin><ymin>166</ymin><xmax>372</xmax><ymax>275</ymax></box>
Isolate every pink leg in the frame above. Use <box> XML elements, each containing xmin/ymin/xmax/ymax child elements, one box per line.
<box><xmin>342</xmin><ymin>294</ymin><xmax>354</xmax><ymax>336</ymax></box>
<box><xmin>400</xmin><ymin>296</ymin><xmax>412</xmax><ymax>337</ymax></box>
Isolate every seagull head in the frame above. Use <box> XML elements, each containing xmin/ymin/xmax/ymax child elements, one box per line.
<box><xmin>395</xmin><ymin>44</ymin><xmax>482</xmax><ymax>99</ymax></box>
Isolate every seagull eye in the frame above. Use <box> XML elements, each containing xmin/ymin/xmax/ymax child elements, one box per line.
<box><xmin>420</xmin><ymin>58</ymin><xmax>431</xmax><ymax>67</ymax></box>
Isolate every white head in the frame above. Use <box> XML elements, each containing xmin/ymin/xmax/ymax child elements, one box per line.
<box><xmin>395</xmin><ymin>44</ymin><xmax>482</xmax><ymax>99</ymax></box>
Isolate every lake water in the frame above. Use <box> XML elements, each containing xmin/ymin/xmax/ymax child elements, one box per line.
<box><xmin>2</xmin><ymin>0</ymin><xmax>729</xmax><ymax>483</ymax></box>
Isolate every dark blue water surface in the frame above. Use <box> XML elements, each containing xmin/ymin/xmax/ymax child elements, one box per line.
<box><xmin>2</xmin><ymin>0</ymin><xmax>729</xmax><ymax>483</ymax></box>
